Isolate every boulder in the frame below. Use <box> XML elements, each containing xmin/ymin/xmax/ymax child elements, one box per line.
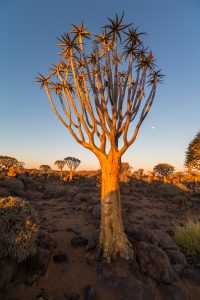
<box><xmin>83</xmin><ymin>285</ymin><xmax>97</xmax><ymax>300</ymax></box>
<box><xmin>53</xmin><ymin>250</ymin><xmax>68</xmax><ymax>263</ymax></box>
<box><xmin>71</xmin><ymin>236</ymin><xmax>88</xmax><ymax>248</ymax></box>
<box><xmin>135</xmin><ymin>242</ymin><xmax>174</xmax><ymax>284</ymax></box>
<box><xmin>165</xmin><ymin>249</ymin><xmax>188</xmax><ymax>269</ymax></box>
<box><xmin>28</xmin><ymin>248</ymin><xmax>51</xmax><ymax>276</ymax></box>
<box><xmin>37</xmin><ymin>232</ymin><xmax>57</xmax><ymax>250</ymax></box>
<box><xmin>0</xmin><ymin>258</ymin><xmax>18</xmax><ymax>291</ymax></box>
<box><xmin>128</xmin><ymin>228</ymin><xmax>179</xmax><ymax>251</ymax></box>
<box><xmin>155</xmin><ymin>281</ymin><xmax>188</xmax><ymax>300</ymax></box>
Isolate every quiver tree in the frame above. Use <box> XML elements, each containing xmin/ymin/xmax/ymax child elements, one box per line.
<box><xmin>64</xmin><ymin>156</ymin><xmax>81</xmax><ymax>181</ymax></box>
<box><xmin>10</xmin><ymin>162</ymin><xmax>25</xmax><ymax>174</ymax></box>
<box><xmin>137</xmin><ymin>168</ymin><xmax>144</xmax><ymax>180</ymax></box>
<box><xmin>119</xmin><ymin>162</ymin><xmax>132</xmax><ymax>183</ymax></box>
<box><xmin>39</xmin><ymin>165</ymin><xmax>51</xmax><ymax>173</ymax></box>
<box><xmin>54</xmin><ymin>160</ymin><xmax>66</xmax><ymax>179</ymax></box>
<box><xmin>36</xmin><ymin>13</ymin><xmax>163</xmax><ymax>261</ymax></box>
<box><xmin>0</xmin><ymin>156</ymin><xmax>18</xmax><ymax>170</ymax></box>
<box><xmin>153</xmin><ymin>163</ymin><xmax>175</xmax><ymax>182</ymax></box>
<box><xmin>185</xmin><ymin>131</ymin><xmax>200</xmax><ymax>172</ymax></box>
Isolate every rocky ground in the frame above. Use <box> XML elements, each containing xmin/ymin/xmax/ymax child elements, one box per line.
<box><xmin>0</xmin><ymin>172</ymin><xmax>200</xmax><ymax>300</ymax></box>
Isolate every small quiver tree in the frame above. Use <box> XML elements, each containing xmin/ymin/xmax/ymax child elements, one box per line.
<box><xmin>0</xmin><ymin>156</ymin><xmax>18</xmax><ymax>170</ymax></box>
<box><xmin>119</xmin><ymin>162</ymin><xmax>132</xmax><ymax>183</ymax></box>
<box><xmin>64</xmin><ymin>157</ymin><xmax>81</xmax><ymax>181</ymax></box>
<box><xmin>10</xmin><ymin>162</ymin><xmax>25</xmax><ymax>174</ymax></box>
<box><xmin>185</xmin><ymin>131</ymin><xmax>200</xmax><ymax>173</ymax></box>
<box><xmin>137</xmin><ymin>168</ymin><xmax>144</xmax><ymax>181</ymax></box>
<box><xmin>54</xmin><ymin>160</ymin><xmax>66</xmax><ymax>179</ymax></box>
<box><xmin>153</xmin><ymin>163</ymin><xmax>175</xmax><ymax>182</ymax></box>
<box><xmin>39</xmin><ymin>165</ymin><xmax>51</xmax><ymax>174</ymax></box>
<box><xmin>36</xmin><ymin>13</ymin><xmax>163</xmax><ymax>261</ymax></box>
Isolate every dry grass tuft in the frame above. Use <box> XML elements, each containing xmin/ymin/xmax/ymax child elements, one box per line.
<box><xmin>0</xmin><ymin>196</ymin><xmax>38</xmax><ymax>262</ymax></box>
<box><xmin>174</xmin><ymin>220</ymin><xmax>200</xmax><ymax>262</ymax></box>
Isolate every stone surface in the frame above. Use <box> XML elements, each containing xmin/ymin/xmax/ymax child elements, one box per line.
<box><xmin>180</xmin><ymin>267</ymin><xmax>200</xmax><ymax>285</ymax></box>
<box><xmin>155</xmin><ymin>281</ymin><xmax>188</xmax><ymax>300</ymax></box>
<box><xmin>65</xmin><ymin>292</ymin><xmax>80</xmax><ymax>300</ymax></box>
<box><xmin>0</xmin><ymin>258</ymin><xmax>18</xmax><ymax>290</ymax></box>
<box><xmin>135</xmin><ymin>242</ymin><xmax>174</xmax><ymax>284</ymax></box>
<box><xmin>83</xmin><ymin>285</ymin><xmax>97</xmax><ymax>300</ymax></box>
<box><xmin>53</xmin><ymin>251</ymin><xmax>68</xmax><ymax>263</ymax></box>
<box><xmin>165</xmin><ymin>249</ymin><xmax>188</xmax><ymax>268</ymax></box>
<box><xmin>28</xmin><ymin>248</ymin><xmax>51</xmax><ymax>276</ymax></box>
<box><xmin>37</xmin><ymin>232</ymin><xmax>57</xmax><ymax>250</ymax></box>
<box><xmin>71</xmin><ymin>236</ymin><xmax>88</xmax><ymax>248</ymax></box>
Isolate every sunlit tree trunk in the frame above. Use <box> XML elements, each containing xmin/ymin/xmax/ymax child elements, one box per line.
<box><xmin>69</xmin><ymin>169</ymin><xmax>73</xmax><ymax>181</ymax></box>
<box><xmin>99</xmin><ymin>153</ymin><xmax>133</xmax><ymax>261</ymax></box>
<box><xmin>60</xmin><ymin>167</ymin><xmax>63</xmax><ymax>179</ymax></box>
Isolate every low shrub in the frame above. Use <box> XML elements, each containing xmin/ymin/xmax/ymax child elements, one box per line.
<box><xmin>174</xmin><ymin>220</ymin><xmax>200</xmax><ymax>262</ymax></box>
<box><xmin>0</xmin><ymin>196</ymin><xmax>38</xmax><ymax>262</ymax></box>
<box><xmin>158</xmin><ymin>183</ymin><xmax>186</xmax><ymax>197</ymax></box>
<box><xmin>45</xmin><ymin>181</ymin><xmax>68</xmax><ymax>196</ymax></box>
<box><xmin>175</xmin><ymin>183</ymin><xmax>189</xmax><ymax>192</ymax></box>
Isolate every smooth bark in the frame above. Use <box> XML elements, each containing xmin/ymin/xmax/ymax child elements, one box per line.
<box><xmin>69</xmin><ymin>169</ymin><xmax>73</xmax><ymax>181</ymax></box>
<box><xmin>99</xmin><ymin>153</ymin><xmax>133</xmax><ymax>261</ymax></box>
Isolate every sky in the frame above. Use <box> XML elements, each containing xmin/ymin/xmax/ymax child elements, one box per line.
<box><xmin>0</xmin><ymin>0</ymin><xmax>200</xmax><ymax>172</ymax></box>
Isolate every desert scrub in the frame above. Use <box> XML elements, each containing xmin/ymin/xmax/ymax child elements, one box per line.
<box><xmin>175</xmin><ymin>183</ymin><xmax>189</xmax><ymax>192</ymax></box>
<box><xmin>174</xmin><ymin>220</ymin><xmax>200</xmax><ymax>262</ymax></box>
<box><xmin>45</xmin><ymin>181</ymin><xmax>68</xmax><ymax>196</ymax></box>
<box><xmin>0</xmin><ymin>196</ymin><xmax>38</xmax><ymax>262</ymax></box>
<box><xmin>158</xmin><ymin>183</ymin><xmax>186</xmax><ymax>196</ymax></box>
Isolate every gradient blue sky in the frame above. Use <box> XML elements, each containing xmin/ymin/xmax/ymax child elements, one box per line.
<box><xmin>0</xmin><ymin>0</ymin><xmax>199</xmax><ymax>171</ymax></box>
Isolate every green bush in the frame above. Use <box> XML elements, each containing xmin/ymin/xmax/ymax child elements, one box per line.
<box><xmin>0</xmin><ymin>196</ymin><xmax>38</xmax><ymax>262</ymax></box>
<box><xmin>174</xmin><ymin>220</ymin><xmax>200</xmax><ymax>262</ymax></box>
<box><xmin>45</xmin><ymin>181</ymin><xmax>68</xmax><ymax>196</ymax></box>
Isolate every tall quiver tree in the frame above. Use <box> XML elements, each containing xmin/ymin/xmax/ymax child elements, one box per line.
<box><xmin>36</xmin><ymin>13</ymin><xmax>163</xmax><ymax>261</ymax></box>
<box><xmin>64</xmin><ymin>157</ymin><xmax>81</xmax><ymax>181</ymax></box>
<box><xmin>54</xmin><ymin>160</ymin><xmax>66</xmax><ymax>179</ymax></box>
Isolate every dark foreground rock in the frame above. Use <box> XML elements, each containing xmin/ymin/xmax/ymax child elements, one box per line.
<box><xmin>71</xmin><ymin>236</ymin><xmax>88</xmax><ymax>248</ymax></box>
<box><xmin>135</xmin><ymin>242</ymin><xmax>174</xmax><ymax>284</ymax></box>
<box><xmin>83</xmin><ymin>285</ymin><xmax>97</xmax><ymax>300</ymax></box>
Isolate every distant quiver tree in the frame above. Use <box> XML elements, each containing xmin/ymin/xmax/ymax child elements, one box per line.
<box><xmin>119</xmin><ymin>162</ymin><xmax>132</xmax><ymax>182</ymax></box>
<box><xmin>153</xmin><ymin>163</ymin><xmax>175</xmax><ymax>182</ymax></box>
<box><xmin>64</xmin><ymin>157</ymin><xmax>81</xmax><ymax>181</ymax></box>
<box><xmin>36</xmin><ymin>13</ymin><xmax>163</xmax><ymax>261</ymax></box>
<box><xmin>0</xmin><ymin>156</ymin><xmax>18</xmax><ymax>170</ymax></box>
<box><xmin>39</xmin><ymin>165</ymin><xmax>51</xmax><ymax>173</ymax></box>
<box><xmin>54</xmin><ymin>160</ymin><xmax>66</xmax><ymax>179</ymax></box>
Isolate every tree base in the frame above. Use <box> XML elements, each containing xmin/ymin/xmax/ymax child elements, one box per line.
<box><xmin>99</xmin><ymin>232</ymin><xmax>134</xmax><ymax>263</ymax></box>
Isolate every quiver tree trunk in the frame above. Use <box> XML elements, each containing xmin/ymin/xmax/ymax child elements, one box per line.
<box><xmin>69</xmin><ymin>169</ymin><xmax>73</xmax><ymax>181</ymax></box>
<box><xmin>99</xmin><ymin>154</ymin><xmax>134</xmax><ymax>262</ymax></box>
<box><xmin>163</xmin><ymin>175</ymin><xmax>167</xmax><ymax>183</ymax></box>
<box><xmin>60</xmin><ymin>168</ymin><xmax>63</xmax><ymax>180</ymax></box>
